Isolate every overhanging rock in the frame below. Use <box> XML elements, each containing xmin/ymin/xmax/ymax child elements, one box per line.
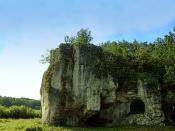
<box><xmin>41</xmin><ymin>43</ymin><xmax>165</xmax><ymax>126</ymax></box>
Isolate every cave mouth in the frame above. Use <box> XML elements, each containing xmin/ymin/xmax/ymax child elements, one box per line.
<box><xmin>130</xmin><ymin>99</ymin><xmax>145</xmax><ymax>114</ymax></box>
<box><xmin>171</xmin><ymin>114</ymin><xmax>175</xmax><ymax>123</ymax></box>
<box><xmin>84</xmin><ymin>112</ymin><xmax>112</xmax><ymax>127</ymax></box>
<box><xmin>84</xmin><ymin>112</ymin><xmax>101</xmax><ymax>127</ymax></box>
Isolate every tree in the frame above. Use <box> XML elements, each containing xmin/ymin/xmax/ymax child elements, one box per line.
<box><xmin>164</xmin><ymin>65</ymin><xmax>175</xmax><ymax>86</ymax></box>
<box><xmin>41</xmin><ymin>29</ymin><xmax>93</xmax><ymax>64</ymax></box>
<box><xmin>75</xmin><ymin>28</ymin><xmax>93</xmax><ymax>44</ymax></box>
<box><xmin>64</xmin><ymin>36</ymin><xmax>75</xmax><ymax>44</ymax></box>
<box><xmin>64</xmin><ymin>28</ymin><xmax>93</xmax><ymax>45</ymax></box>
<box><xmin>40</xmin><ymin>49</ymin><xmax>50</xmax><ymax>64</ymax></box>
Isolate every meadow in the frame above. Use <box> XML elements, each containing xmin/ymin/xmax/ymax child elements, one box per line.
<box><xmin>0</xmin><ymin>118</ymin><xmax>174</xmax><ymax>131</ymax></box>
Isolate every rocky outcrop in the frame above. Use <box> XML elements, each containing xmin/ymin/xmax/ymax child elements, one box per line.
<box><xmin>121</xmin><ymin>80</ymin><xmax>165</xmax><ymax>125</ymax></box>
<box><xmin>41</xmin><ymin>44</ymin><xmax>165</xmax><ymax>126</ymax></box>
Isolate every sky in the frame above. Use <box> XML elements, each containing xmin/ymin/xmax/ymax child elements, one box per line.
<box><xmin>0</xmin><ymin>0</ymin><xmax>175</xmax><ymax>100</ymax></box>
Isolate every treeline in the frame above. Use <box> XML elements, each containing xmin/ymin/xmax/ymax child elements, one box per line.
<box><xmin>42</xmin><ymin>28</ymin><xmax>175</xmax><ymax>100</ymax></box>
<box><xmin>63</xmin><ymin>28</ymin><xmax>175</xmax><ymax>101</ymax></box>
<box><xmin>0</xmin><ymin>96</ymin><xmax>41</xmax><ymax>110</ymax></box>
<box><xmin>0</xmin><ymin>105</ymin><xmax>41</xmax><ymax>118</ymax></box>
<box><xmin>0</xmin><ymin>96</ymin><xmax>41</xmax><ymax>118</ymax></box>
<box><xmin>54</xmin><ymin>28</ymin><xmax>175</xmax><ymax>89</ymax></box>
<box><xmin>98</xmin><ymin>28</ymin><xmax>175</xmax><ymax>104</ymax></box>
<box><xmin>100</xmin><ymin>28</ymin><xmax>175</xmax><ymax>89</ymax></box>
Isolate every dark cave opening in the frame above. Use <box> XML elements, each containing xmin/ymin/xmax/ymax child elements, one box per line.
<box><xmin>170</xmin><ymin>105</ymin><xmax>175</xmax><ymax>123</ymax></box>
<box><xmin>84</xmin><ymin>112</ymin><xmax>112</xmax><ymax>127</ymax></box>
<box><xmin>84</xmin><ymin>112</ymin><xmax>101</xmax><ymax>127</ymax></box>
<box><xmin>171</xmin><ymin>114</ymin><xmax>175</xmax><ymax>123</ymax></box>
<box><xmin>130</xmin><ymin>99</ymin><xmax>145</xmax><ymax>114</ymax></box>
<box><xmin>163</xmin><ymin>102</ymin><xmax>175</xmax><ymax>124</ymax></box>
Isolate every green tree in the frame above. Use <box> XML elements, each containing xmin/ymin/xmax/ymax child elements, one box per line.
<box><xmin>75</xmin><ymin>28</ymin><xmax>93</xmax><ymax>44</ymax></box>
<box><xmin>40</xmin><ymin>49</ymin><xmax>50</xmax><ymax>64</ymax></box>
<box><xmin>64</xmin><ymin>28</ymin><xmax>93</xmax><ymax>45</ymax></box>
<box><xmin>0</xmin><ymin>96</ymin><xmax>41</xmax><ymax>110</ymax></box>
<box><xmin>64</xmin><ymin>36</ymin><xmax>75</xmax><ymax>44</ymax></box>
<box><xmin>41</xmin><ymin>28</ymin><xmax>93</xmax><ymax>64</ymax></box>
<box><xmin>164</xmin><ymin>65</ymin><xmax>175</xmax><ymax>86</ymax></box>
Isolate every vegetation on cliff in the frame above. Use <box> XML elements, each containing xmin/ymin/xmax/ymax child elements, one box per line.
<box><xmin>42</xmin><ymin>28</ymin><xmax>175</xmax><ymax>87</ymax></box>
<box><xmin>101</xmin><ymin>31</ymin><xmax>175</xmax><ymax>88</ymax></box>
<box><xmin>40</xmin><ymin>28</ymin><xmax>175</xmax><ymax>126</ymax></box>
<box><xmin>41</xmin><ymin>28</ymin><xmax>175</xmax><ymax>99</ymax></box>
<box><xmin>64</xmin><ymin>28</ymin><xmax>93</xmax><ymax>45</ymax></box>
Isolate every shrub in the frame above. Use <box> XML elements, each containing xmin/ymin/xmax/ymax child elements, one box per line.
<box><xmin>25</xmin><ymin>127</ymin><xmax>43</xmax><ymax>131</ymax></box>
<box><xmin>0</xmin><ymin>105</ymin><xmax>41</xmax><ymax>119</ymax></box>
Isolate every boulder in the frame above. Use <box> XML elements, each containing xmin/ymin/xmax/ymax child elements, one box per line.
<box><xmin>41</xmin><ymin>43</ymin><xmax>165</xmax><ymax>126</ymax></box>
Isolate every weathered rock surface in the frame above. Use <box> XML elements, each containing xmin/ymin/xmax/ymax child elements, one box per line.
<box><xmin>41</xmin><ymin>44</ymin><xmax>165</xmax><ymax>126</ymax></box>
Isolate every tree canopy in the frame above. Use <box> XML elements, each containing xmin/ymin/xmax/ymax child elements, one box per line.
<box><xmin>0</xmin><ymin>96</ymin><xmax>41</xmax><ymax>110</ymax></box>
<box><xmin>100</xmin><ymin>28</ymin><xmax>175</xmax><ymax>88</ymax></box>
<box><xmin>64</xmin><ymin>28</ymin><xmax>93</xmax><ymax>45</ymax></box>
<box><xmin>41</xmin><ymin>27</ymin><xmax>175</xmax><ymax>89</ymax></box>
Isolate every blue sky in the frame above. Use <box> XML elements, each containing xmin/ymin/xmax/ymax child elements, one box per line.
<box><xmin>0</xmin><ymin>0</ymin><xmax>175</xmax><ymax>99</ymax></box>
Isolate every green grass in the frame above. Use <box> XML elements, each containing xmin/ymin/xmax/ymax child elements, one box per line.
<box><xmin>0</xmin><ymin>118</ymin><xmax>174</xmax><ymax>131</ymax></box>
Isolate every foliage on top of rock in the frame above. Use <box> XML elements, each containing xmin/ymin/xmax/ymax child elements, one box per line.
<box><xmin>64</xmin><ymin>28</ymin><xmax>93</xmax><ymax>45</ymax></box>
<box><xmin>100</xmin><ymin>28</ymin><xmax>175</xmax><ymax>88</ymax></box>
<box><xmin>41</xmin><ymin>28</ymin><xmax>175</xmax><ymax>89</ymax></box>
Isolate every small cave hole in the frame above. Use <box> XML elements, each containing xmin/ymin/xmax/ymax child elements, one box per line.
<box><xmin>130</xmin><ymin>99</ymin><xmax>145</xmax><ymax>114</ymax></box>
<box><xmin>171</xmin><ymin>114</ymin><xmax>175</xmax><ymax>123</ymax></box>
<box><xmin>84</xmin><ymin>112</ymin><xmax>100</xmax><ymax>127</ymax></box>
<box><xmin>170</xmin><ymin>105</ymin><xmax>175</xmax><ymax>123</ymax></box>
<box><xmin>84</xmin><ymin>112</ymin><xmax>111</xmax><ymax>127</ymax></box>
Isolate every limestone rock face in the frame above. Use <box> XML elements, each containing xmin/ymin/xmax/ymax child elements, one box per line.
<box><xmin>41</xmin><ymin>44</ymin><xmax>165</xmax><ymax>126</ymax></box>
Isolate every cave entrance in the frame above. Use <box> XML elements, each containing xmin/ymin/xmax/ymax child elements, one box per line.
<box><xmin>171</xmin><ymin>114</ymin><xmax>175</xmax><ymax>123</ymax></box>
<box><xmin>170</xmin><ymin>105</ymin><xmax>175</xmax><ymax>123</ymax></box>
<box><xmin>130</xmin><ymin>99</ymin><xmax>145</xmax><ymax>114</ymax></box>
<box><xmin>84</xmin><ymin>112</ymin><xmax>111</xmax><ymax>127</ymax></box>
<box><xmin>84</xmin><ymin>112</ymin><xmax>101</xmax><ymax>127</ymax></box>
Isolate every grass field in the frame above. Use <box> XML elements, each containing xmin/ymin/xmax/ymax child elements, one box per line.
<box><xmin>0</xmin><ymin>118</ymin><xmax>174</xmax><ymax>131</ymax></box>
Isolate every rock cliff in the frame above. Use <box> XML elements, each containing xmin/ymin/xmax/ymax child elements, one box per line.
<box><xmin>41</xmin><ymin>43</ymin><xmax>165</xmax><ymax>126</ymax></box>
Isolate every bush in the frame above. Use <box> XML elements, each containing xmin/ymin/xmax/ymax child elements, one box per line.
<box><xmin>0</xmin><ymin>96</ymin><xmax>41</xmax><ymax>110</ymax></box>
<box><xmin>0</xmin><ymin>106</ymin><xmax>8</xmax><ymax>118</ymax></box>
<box><xmin>0</xmin><ymin>105</ymin><xmax>41</xmax><ymax>119</ymax></box>
<box><xmin>25</xmin><ymin>127</ymin><xmax>43</xmax><ymax>131</ymax></box>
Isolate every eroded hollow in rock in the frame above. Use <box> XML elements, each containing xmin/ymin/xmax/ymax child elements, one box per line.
<box><xmin>171</xmin><ymin>114</ymin><xmax>175</xmax><ymax>123</ymax></box>
<box><xmin>170</xmin><ymin>106</ymin><xmax>175</xmax><ymax>123</ymax></box>
<box><xmin>130</xmin><ymin>99</ymin><xmax>145</xmax><ymax>114</ymax></box>
<box><xmin>84</xmin><ymin>112</ymin><xmax>100</xmax><ymax>127</ymax></box>
<box><xmin>83</xmin><ymin>112</ymin><xmax>111</xmax><ymax>127</ymax></box>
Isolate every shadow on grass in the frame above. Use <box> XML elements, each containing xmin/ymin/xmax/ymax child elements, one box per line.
<box><xmin>40</xmin><ymin>125</ymin><xmax>175</xmax><ymax>131</ymax></box>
